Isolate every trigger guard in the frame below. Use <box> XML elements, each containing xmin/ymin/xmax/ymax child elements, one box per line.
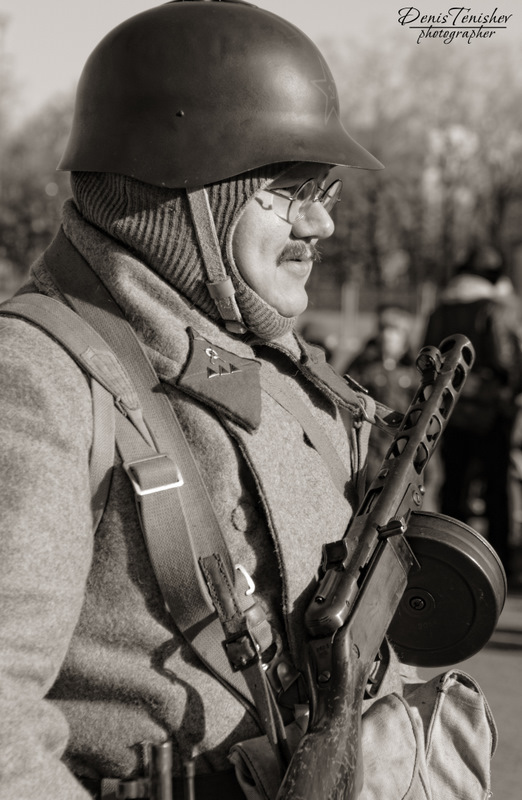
<box><xmin>387</xmin><ymin>511</ymin><xmax>507</xmax><ymax>668</ymax></box>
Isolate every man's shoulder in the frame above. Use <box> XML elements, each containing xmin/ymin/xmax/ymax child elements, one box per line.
<box><xmin>0</xmin><ymin>309</ymin><xmax>92</xmax><ymax>403</ymax></box>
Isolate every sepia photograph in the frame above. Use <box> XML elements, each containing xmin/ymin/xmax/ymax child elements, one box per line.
<box><xmin>1</xmin><ymin>1</ymin><xmax>521</xmax><ymax>798</ymax></box>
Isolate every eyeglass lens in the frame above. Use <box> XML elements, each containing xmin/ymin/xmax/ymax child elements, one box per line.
<box><xmin>288</xmin><ymin>179</ymin><xmax>342</xmax><ymax>223</ymax></box>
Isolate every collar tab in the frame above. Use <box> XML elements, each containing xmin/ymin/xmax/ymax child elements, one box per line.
<box><xmin>178</xmin><ymin>328</ymin><xmax>262</xmax><ymax>430</ymax></box>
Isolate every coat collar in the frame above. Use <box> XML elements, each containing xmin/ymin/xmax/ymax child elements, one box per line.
<box><xmin>58</xmin><ymin>203</ymin><xmax>370</xmax><ymax>431</ymax></box>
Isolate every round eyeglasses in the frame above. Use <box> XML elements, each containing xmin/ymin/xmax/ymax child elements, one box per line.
<box><xmin>264</xmin><ymin>178</ymin><xmax>343</xmax><ymax>224</ymax></box>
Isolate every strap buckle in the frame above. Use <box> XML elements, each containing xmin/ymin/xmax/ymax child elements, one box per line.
<box><xmin>224</xmin><ymin>627</ymin><xmax>262</xmax><ymax>672</ymax></box>
<box><xmin>123</xmin><ymin>454</ymin><xmax>184</xmax><ymax>496</ymax></box>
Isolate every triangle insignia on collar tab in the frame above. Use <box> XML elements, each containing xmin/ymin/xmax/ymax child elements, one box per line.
<box><xmin>178</xmin><ymin>328</ymin><xmax>262</xmax><ymax>430</ymax></box>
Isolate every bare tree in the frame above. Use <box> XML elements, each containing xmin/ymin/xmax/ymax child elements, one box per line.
<box><xmin>315</xmin><ymin>33</ymin><xmax>522</xmax><ymax>304</ymax></box>
<box><xmin>0</xmin><ymin>96</ymin><xmax>73</xmax><ymax>287</ymax></box>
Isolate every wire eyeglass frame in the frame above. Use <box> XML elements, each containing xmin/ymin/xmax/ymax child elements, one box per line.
<box><xmin>264</xmin><ymin>178</ymin><xmax>343</xmax><ymax>224</ymax></box>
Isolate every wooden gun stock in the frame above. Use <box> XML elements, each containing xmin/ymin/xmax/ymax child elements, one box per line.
<box><xmin>276</xmin><ymin>334</ymin><xmax>475</xmax><ymax>800</ymax></box>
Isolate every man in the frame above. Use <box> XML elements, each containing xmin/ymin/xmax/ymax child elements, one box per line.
<box><xmin>344</xmin><ymin>304</ymin><xmax>417</xmax><ymax>482</ymax></box>
<box><xmin>0</xmin><ymin>2</ymin><xmax>496</xmax><ymax>799</ymax></box>
<box><xmin>424</xmin><ymin>245</ymin><xmax>522</xmax><ymax>579</ymax></box>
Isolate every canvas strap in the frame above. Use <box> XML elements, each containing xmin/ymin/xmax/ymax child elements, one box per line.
<box><xmin>0</xmin><ymin>293</ymin><xmax>118</xmax><ymax>534</ymax></box>
<box><xmin>36</xmin><ymin>229</ymin><xmax>275</xmax><ymax>717</ymax></box>
<box><xmin>260</xmin><ymin>369</ymin><xmax>352</xmax><ymax>498</ymax></box>
<box><xmin>1</xmin><ymin>230</ymin><xmax>313</xmax><ymax>747</ymax></box>
<box><xmin>187</xmin><ymin>187</ymin><xmax>246</xmax><ymax>334</ymax></box>
<box><xmin>39</xmin><ymin>230</ymin><xmax>303</xmax><ymax>740</ymax></box>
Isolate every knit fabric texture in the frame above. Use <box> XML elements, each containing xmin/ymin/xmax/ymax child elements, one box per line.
<box><xmin>71</xmin><ymin>166</ymin><xmax>297</xmax><ymax>340</ymax></box>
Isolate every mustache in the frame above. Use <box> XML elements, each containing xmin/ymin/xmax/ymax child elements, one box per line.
<box><xmin>277</xmin><ymin>241</ymin><xmax>322</xmax><ymax>265</ymax></box>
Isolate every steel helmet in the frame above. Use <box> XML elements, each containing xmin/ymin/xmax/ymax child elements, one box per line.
<box><xmin>58</xmin><ymin>0</ymin><xmax>383</xmax><ymax>187</ymax></box>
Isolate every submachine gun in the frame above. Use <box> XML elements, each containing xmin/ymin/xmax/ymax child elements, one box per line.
<box><xmin>115</xmin><ymin>335</ymin><xmax>506</xmax><ymax>800</ymax></box>
<box><xmin>275</xmin><ymin>333</ymin><xmax>507</xmax><ymax>800</ymax></box>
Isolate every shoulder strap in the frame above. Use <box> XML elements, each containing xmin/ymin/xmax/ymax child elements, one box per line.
<box><xmin>43</xmin><ymin>231</ymin><xmax>283</xmax><ymax>720</ymax></box>
<box><xmin>260</xmin><ymin>368</ymin><xmax>351</xmax><ymax>498</ymax></box>
<box><xmin>0</xmin><ymin>293</ymin><xmax>118</xmax><ymax>534</ymax></box>
<box><xmin>1</xmin><ymin>283</ymin><xmax>263</xmax><ymax>718</ymax></box>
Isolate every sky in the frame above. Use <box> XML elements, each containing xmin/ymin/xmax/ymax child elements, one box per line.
<box><xmin>1</xmin><ymin>0</ymin><xmax>520</xmax><ymax>125</ymax></box>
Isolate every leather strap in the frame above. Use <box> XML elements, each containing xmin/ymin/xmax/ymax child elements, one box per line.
<box><xmin>201</xmin><ymin>554</ymin><xmax>290</xmax><ymax>774</ymax></box>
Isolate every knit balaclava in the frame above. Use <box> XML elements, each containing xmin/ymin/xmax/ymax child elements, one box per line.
<box><xmin>71</xmin><ymin>165</ymin><xmax>297</xmax><ymax>340</ymax></box>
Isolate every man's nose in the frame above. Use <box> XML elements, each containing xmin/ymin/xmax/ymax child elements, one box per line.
<box><xmin>291</xmin><ymin>201</ymin><xmax>335</xmax><ymax>240</ymax></box>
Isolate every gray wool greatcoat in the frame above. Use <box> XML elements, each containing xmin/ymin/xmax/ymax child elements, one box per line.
<box><xmin>0</xmin><ymin>202</ymin><xmax>408</xmax><ymax>799</ymax></box>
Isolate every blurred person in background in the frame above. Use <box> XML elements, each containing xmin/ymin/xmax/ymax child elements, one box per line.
<box><xmin>424</xmin><ymin>244</ymin><xmax>522</xmax><ymax>581</ymax></box>
<box><xmin>344</xmin><ymin>304</ymin><xmax>418</xmax><ymax>481</ymax></box>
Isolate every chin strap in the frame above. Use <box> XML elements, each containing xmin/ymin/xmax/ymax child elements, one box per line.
<box><xmin>187</xmin><ymin>187</ymin><xmax>247</xmax><ymax>335</ymax></box>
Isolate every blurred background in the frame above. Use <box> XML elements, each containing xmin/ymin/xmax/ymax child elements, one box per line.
<box><xmin>1</xmin><ymin>1</ymin><xmax>521</xmax><ymax>340</ymax></box>
<box><xmin>1</xmin><ymin>1</ymin><xmax>522</xmax><ymax>793</ymax></box>
<box><xmin>1</xmin><ymin>2</ymin><xmax>521</xmax><ymax>356</ymax></box>
<box><xmin>3</xmin><ymin>1</ymin><xmax>522</xmax><ymax>529</ymax></box>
